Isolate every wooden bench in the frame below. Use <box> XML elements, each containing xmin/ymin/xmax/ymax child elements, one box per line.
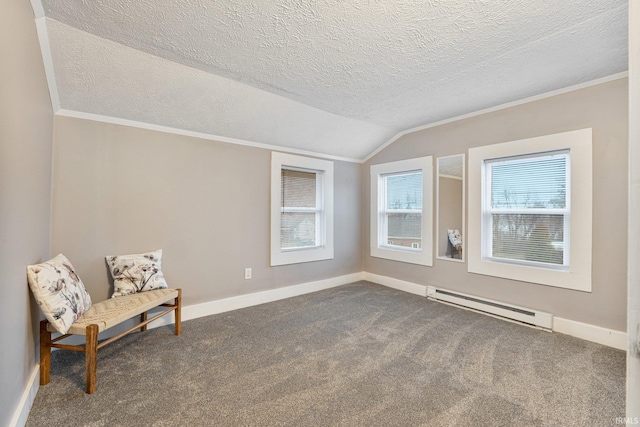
<box><xmin>39</xmin><ymin>288</ymin><xmax>182</xmax><ymax>394</ymax></box>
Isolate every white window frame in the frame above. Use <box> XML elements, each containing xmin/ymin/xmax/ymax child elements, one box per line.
<box><xmin>370</xmin><ymin>156</ymin><xmax>433</xmax><ymax>266</ymax></box>
<box><xmin>271</xmin><ymin>152</ymin><xmax>334</xmax><ymax>266</ymax></box>
<box><xmin>468</xmin><ymin>128</ymin><xmax>592</xmax><ymax>292</ymax></box>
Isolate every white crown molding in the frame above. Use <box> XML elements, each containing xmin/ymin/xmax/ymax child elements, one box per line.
<box><xmin>55</xmin><ymin>109</ymin><xmax>362</xmax><ymax>164</ymax></box>
<box><xmin>31</xmin><ymin>4</ymin><xmax>627</xmax><ymax>166</ymax></box>
<box><xmin>54</xmin><ymin>71</ymin><xmax>630</xmax><ymax>165</ymax></box>
<box><xmin>33</xmin><ymin>16</ymin><xmax>60</xmax><ymax>112</ymax></box>
<box><xmin>33</xmin><ymin>3</ymin><xmax>626</xmax><ymax>167</ymax></box>
<box><xmin>362</xmin><ymin>71</ymin><xmax>629</xmax><ymax>163</ymax></box>
<box><xmin>30</xmin><ymin>0</ymin><xmax>45</xmax><ymax>18</ymax></box>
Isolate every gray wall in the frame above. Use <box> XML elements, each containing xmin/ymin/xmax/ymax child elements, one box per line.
<box><xmin>0</xmin><ymin>2</ymin><xmax>54</xmax><ymax>426</ymax></box>
<box><xmin>365</xmin><ymin>78</ymin><xmax>628</xmax><ymax>332</ymax></box>
<box><xmin>51</xmin><ymin>116</ymin><xmax>362</xmax><ymax>305</ymax></box>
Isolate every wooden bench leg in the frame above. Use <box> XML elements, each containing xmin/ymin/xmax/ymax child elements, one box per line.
<box><xmin>140</xmin><ymin>312</ymin><xmax>148</xmax><ymax>332</ymax></box>
<box><xmin>85</xmin><ymin>324</ymin><xmax>99</xmax><ymax>394</ymax></box>
<box><xmin>39</xmin><ymin>320</ymin><xmax>51</xmax><ymax>386</ymax></box>
<box><xmin>175</xmin><ymin>288</ymin><xmax>182</xmax><ymax>336</ymax></box>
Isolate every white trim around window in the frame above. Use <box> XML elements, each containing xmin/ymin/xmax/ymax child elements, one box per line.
<box><xmin>468</xmin><ymin>128</ymin><xmax>592</xmax><ymax>292</ymax></box>
<box><xmin>370</xmin><ymin>156</ymin><xmax>433</xmax><ymax>266</ymax></box>
<box><xmin>271</xmin><ymin>152</ymin><xmax>334</xmax><ymax>266</ymax></box>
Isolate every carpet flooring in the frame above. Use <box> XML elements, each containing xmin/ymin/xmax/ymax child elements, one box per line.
<box><xmin>26</xmin><ymin>281</ymin><xmax>625</xmax><ymax>426</ymax></box>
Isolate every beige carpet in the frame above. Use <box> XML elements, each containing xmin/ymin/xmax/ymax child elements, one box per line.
<box><xmin>27</xmin><ymin>281</ymin><xmax>625</xmax><ymax>426</ymax></box>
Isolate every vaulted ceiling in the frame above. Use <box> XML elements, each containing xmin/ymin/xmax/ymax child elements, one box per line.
<box><xmin>33</xmin><ymin>1</ymin><xmax>628</xmax><ymax>161</ymax></box>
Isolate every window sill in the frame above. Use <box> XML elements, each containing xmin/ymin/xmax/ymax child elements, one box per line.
<box><xmin>371</xmin><ymin>245</ymin><xmax>432</xmax><ymax>266</ymax></box>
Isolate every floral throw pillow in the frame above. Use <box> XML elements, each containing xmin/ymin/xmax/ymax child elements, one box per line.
<box><xmin>26</xmin><ymin>254</ymin><xmax>93</xmax><ymax>334</ymax></box>
<box><xmin>106</xmin><ymin>249</ymin><xmax>169</xmax><ymax>297</ymax></box>
<box><xmin>447</xmin><ymin>229</ymin><xmax>463</xmax><ymax>247</ymax></box>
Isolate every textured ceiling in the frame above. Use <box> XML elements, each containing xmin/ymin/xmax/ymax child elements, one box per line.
<box><xmin>37</xmin><ymin>0</ymin><xmax>628</xmax><ymax>160</ymax></box>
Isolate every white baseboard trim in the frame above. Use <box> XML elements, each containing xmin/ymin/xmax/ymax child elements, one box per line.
<box><xmin>364</xmin><ymin>272</ymin><xmax>627</xmax><ymax>350</ymax></box>
<box><xmin>49</xmin><ymin>271</ymin><xmax>627</xmax><ymax>353</ymax></box>
<box><xmin>50</xmin><ymin>272</ymin><xmax>365</xmax><ymax>345</ymax></box>
<box><xmin>10</xmin><ymin>365</ymin><xmax>39</xmax><ymax>427</ymax></box>
<box><xmin>149</xmin><ymin>272</ymin><xmax>365</xmax><ymax>328</ymax></box>
<box><xmin>553</xmin><ymin>317</ymin><xmax>627</xmax><ymax>351</ymax></box>
<box><xmin>362</xmin><ymin>272</ymin><xmax>428</xmax><ymax>297</ymax></box>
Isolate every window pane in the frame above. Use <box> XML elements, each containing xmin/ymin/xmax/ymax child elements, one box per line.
<box><xmin>387</xmin><ymin>213</ymin><xmax>421</xmax><ymax>249</ymax></box>
<box><xmin>282</xmin><ymin>169</ymin><xmax>316</xmax><ymax>208</ymax></box>
<box><xmin>281</xmin><ymin>212</ymin><xmax>316</xmax><ymax>248</ymax></box>
<box><xmin>491</xmin><ymin>155</ymin><xmax>566</xmax><ymax>209</ymax></box>
<box><xmin>491</xmin><ymin>214</ymin><xmax>564</xmax><ymax>265</ymax></box>
<box><xmin>385</xmin><ymin>172</ymin><xmax>422</xmax><ymax>209</ymax></box>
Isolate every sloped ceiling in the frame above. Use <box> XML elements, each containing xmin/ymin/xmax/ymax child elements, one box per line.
<box><xmin>34</xmin><ymin>0</ymin><xmax>628</xmax><ymax>160</ymax></box>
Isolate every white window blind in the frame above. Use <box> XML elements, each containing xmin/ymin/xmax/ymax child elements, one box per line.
<box><xmin>381</xmin><ymin>171</ymin><xmax>423</xmax><ymax>250</ymax></box>
<box><xmin>280</xmin><ymin>168</ymin><xmax>321</xmax><ymax>250</ymax></box>
<box><xmin>483</xmin><ymin>150</ymin><xmax>569</xmax><ymax>268</ymax></box>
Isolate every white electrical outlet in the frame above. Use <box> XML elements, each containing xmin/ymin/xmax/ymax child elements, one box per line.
<box><xmin>244</xmin><ymin>268</ymin><xmax>252</xmax><ymax>279</ymax></box>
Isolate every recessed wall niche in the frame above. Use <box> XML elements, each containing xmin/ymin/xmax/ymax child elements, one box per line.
<box><xmin>436</xmin><ymin>154</ymin><xmax>465</xmax><ymax>262</ymax></box>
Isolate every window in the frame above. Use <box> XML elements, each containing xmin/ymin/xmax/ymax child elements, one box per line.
<box><xmin>271</xmin><ymin>152</ymin><xmax>333</xmax><ymax>266</ymax></box>
<box><xmin>468</xmin><ymin>128</ymin><xmax>592</xmax><ymax>292</ymax></box>
<box><xmin>382</xmin><ymin>171</ymin><xmax>423</xmax><ymax>250</ymax></box>
<box><xmin>483</xmin><ymin>150</ymin><xmax>569</xmax><ymax>269</ymax></box>
<box><xmin>370</xmin><ymin>157</ymin><xmax>433</xmax><ymax>266</ymax></box>
<box><xmin>280</xmin><ymin>169</ymin><xmax>321</xmax><ymax>249</ymax></box>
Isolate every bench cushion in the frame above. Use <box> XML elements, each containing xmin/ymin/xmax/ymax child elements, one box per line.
<box><xmin>47</xmin><ymin>289</ymin><xmax>179</xmax><ymax>335</ymax></box>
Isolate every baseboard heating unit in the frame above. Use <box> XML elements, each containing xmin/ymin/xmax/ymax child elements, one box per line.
<box><xmin>426</xmin><ymin>286</ymin><xmax>553</xmax><ymax>329</ymax></box>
